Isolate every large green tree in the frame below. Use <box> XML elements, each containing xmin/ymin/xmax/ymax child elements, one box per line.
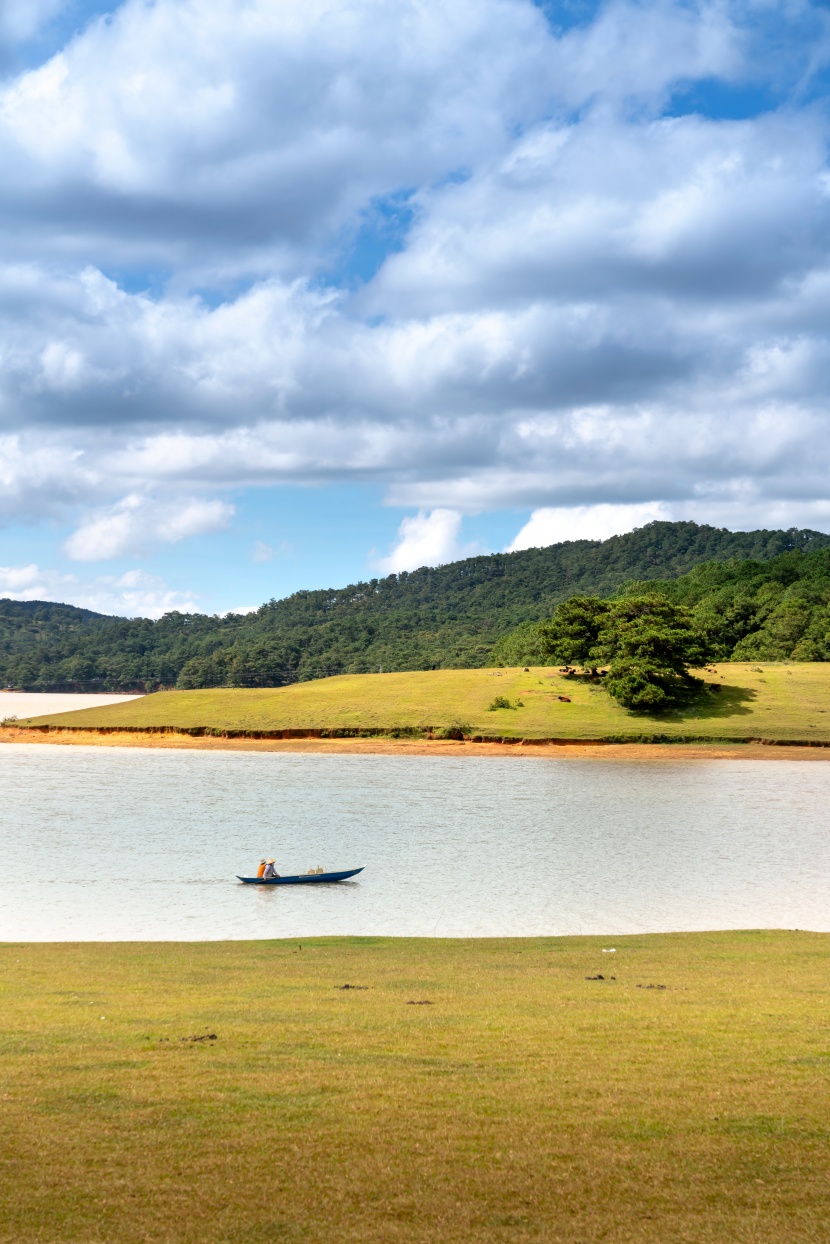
<box><xmin>537</xmin><ymin>592</ymin><xmax>714</xmax><ymax>710</ymax></box>
<box><xmin>599</xmin><ymin>595</ymin><xmax>713</xmax><ymax>710</ymax></box>
<box><xmin>538</xmin><ymin>595</ymin><xmax>610</xmax><ymax>670</ymax></box>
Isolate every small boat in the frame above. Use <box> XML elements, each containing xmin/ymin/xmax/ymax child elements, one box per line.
<box><xmin>237</xmin><ymin>867</ymin><xmax>364</xmax><ymax>885</ymax></box>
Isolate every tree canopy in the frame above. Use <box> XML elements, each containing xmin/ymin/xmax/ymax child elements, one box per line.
<box><xmin>490</xmin><ymin>543</ymin><xmax>830</xmax><ymax>670</ymax></box>
<box><xmin>538</xmin><ymin>596</ymin><xmax>610</xmax><ymax>671</ymax></box>
<box><xmin>536</xmin><ymin>593</ymin><xmax>713</xmax><ymax>710</ymax></box>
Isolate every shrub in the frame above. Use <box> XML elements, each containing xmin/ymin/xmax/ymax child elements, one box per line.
<box><xmin>487</xmin><ymin>695</ymin><xmax>513</xmax><ymax>710</ymax></box>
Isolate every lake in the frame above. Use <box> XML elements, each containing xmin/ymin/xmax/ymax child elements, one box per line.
<box><xmin>1</xmin><ymin>743</ymin><xmax>829</xmax><ymax>940</ymax></box>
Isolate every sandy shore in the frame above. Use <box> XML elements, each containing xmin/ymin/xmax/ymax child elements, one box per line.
<box><xmin>2</xmin><ymin>725</ymin><xmax>829</xmax><ymax>760</ymax></box>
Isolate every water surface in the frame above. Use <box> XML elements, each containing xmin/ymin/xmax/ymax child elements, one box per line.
<box><xmin>1</xmin><ymin>745</ymin><xmax>828</xmax><ymax>939</ymax></box>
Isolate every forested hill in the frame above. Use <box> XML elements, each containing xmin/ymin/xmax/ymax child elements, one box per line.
<box><xmin>491</xmin><ymin>544</ymin><xmax>830</xmax><ymax>666</ymax></box>
<box><xmin>2</xmin><ymin>521</ymin><xmax>829</xmax><ymax>689</ymax></box>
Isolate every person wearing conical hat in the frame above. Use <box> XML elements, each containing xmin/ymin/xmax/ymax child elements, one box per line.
<box><xmin>262</xmin><ymin>858</ymin><xmax>278</xmax><ymax>880</ymax></box>
<box><xmin>256</xmin><ymin>858</ymin><xmax>267</xmax><ymax>879</ymax></box>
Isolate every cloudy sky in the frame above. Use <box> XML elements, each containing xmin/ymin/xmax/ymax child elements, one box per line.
<box><xmin>2</xmin><ymin>0</ymin><xmax>830</xmax><ymax>616</ymax></box>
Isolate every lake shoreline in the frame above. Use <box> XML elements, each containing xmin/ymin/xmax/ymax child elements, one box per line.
<box><xmin>3</xmin><ymin>724</ymin><xmax>830</xmax><ymax>760</ymax></box>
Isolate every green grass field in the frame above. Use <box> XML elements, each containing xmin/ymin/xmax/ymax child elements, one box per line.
<box><xmin>13</xmin><ymin>662</ymin><xmax>830</xmax><ymax>742</ymax></box>
<box><xmin>1</xmin><ymin>933</ymin><xmax>828</xmax><ymax>1243</ymax></box>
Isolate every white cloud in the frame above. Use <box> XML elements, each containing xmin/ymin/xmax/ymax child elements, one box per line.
<box><xmin>251</xmin><ymin>541</ymin><xmax>273</xmax><ymax>563</ymax></box>
<box><xmin>507</xmin><ymin>496</ymin><xmax>830</xmax><ymax>551</ymax></box>
<box><xmin>507</xmin><ymin>503</ymin><xmax>671</xmax><ymax>551</ymax></box>
<box><xmin>653</xmin><ymin>494</ymin><xmax>830</xmax><ymax>535</ymax></box>
<box><xmin>367</xmin><ymin>109</ymin><xmax>829</xmax><ymax>318</ymax></box>
<box><xmin>63</xmin><ymin>494</ymin><xmax>234</xmax><ymax>561</ymax></box>
<box><xmin>375</xmin><ymin>509</ymin><xmax>482</xmax><ymax>573</ymax></box>
<box><xmin>0</xmin><ymin>431</ymin><xmax>97</xmax><ymax>519</ymax></box>
<box><xmin>0</xmin><ymin>563</ymin><xmax>199</xmax><ymax>617</ymax></box>
<box><xmin>0</xmin><ymin>562</ymin><xmax>42</xmax><ymax>591</ymax></box>
<box><xmin>0</xmin><ymin>0</ymin><xmax>554</xmax><ymax>281</ymax></box>
<box><xmin>0</xmin><ymin>0</ymin><xmax>828</xmax><ymax>548</ymax></box>
<box><xmin>549</xmin><ymin>0</ymin><xmax>738</xmax><ymax>108</ymax></box>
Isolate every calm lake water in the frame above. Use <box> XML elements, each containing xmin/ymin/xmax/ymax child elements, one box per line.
<box><xmin>1</xmin><ymin>744</ymin><xmax>828</xmax><ymax>940</ymax></box>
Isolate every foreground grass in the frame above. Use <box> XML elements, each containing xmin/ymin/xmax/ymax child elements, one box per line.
<box><xmin>1</xmin><ymin>933</ymin><xmax>829</xmax><ymax>1242</ymax></box>
<box><xmin>15</xmin><ymin>662</ymin><xmax>830</xmax><ymax>742</ymax></box>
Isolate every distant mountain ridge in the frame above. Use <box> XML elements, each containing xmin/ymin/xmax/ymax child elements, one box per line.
<box><xmin>2</xmin><ymin>521</ymin><xmax>829</xmax><ymax>689</ymax></box>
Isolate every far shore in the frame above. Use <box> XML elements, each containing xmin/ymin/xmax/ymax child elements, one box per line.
<box><xmin>11</xmin><ymin>665</ymin><xmax>830</xmax><ymax>749</ymax></box>
<box><xmin>2</xmin><ymin>725</ymin><xmax>830</xmax><ymax>760</ymax></box>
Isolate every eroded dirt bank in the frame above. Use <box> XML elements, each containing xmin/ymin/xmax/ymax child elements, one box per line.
<box><xmin>2</xmin><ymin>726</ymin><xmax>829</xmax><ymax>761</ymax></box>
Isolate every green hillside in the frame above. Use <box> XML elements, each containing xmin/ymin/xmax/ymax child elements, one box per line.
<box><xmin>492</xmin><ymin>544</ymin><xmax>830</xmax><ymax>666</ymax></box>
<box><xmin>2</xmin><ymin>521</ymin><xmax>828</xmax><ymax>691</ymax></box>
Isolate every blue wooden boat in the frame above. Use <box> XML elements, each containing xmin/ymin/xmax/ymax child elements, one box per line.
<box><xmin>237</xmin><ymin>867</ymin><xmax>364</xmax><ymax>885</ymax></box>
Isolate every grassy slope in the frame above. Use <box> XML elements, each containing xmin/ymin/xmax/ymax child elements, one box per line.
<box><xmin>15</xmin><ymin>662</ymin><xmax>830</xmax><ymax>741</ymax></box>
<box><xmin>1</xmin><ymin>933</ymin><xmax>828</xmax><ymax>1244</ymax></box>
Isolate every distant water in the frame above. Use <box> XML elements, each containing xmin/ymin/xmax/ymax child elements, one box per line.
<box><xmin>1</xmin><ymin>744</ymin><xmax>828</xmax><ymax>940</ymax></box>
<box><xmin>1</xmin><ymin>692</ymin><xmax>143</xmax><ymax>721</ymax></box>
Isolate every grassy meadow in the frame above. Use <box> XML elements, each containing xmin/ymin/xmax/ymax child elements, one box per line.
<box><xmin>13</xmin><ymin>662</ymin><xmax>830</xmax><ymax>743</ymax></box>
<box><xmin>1</xmin><ymin>932</ymin><xmax>829</xmax><ymax>1243</ymax></box>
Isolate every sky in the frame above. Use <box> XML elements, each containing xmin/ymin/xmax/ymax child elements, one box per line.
<box><xmin>3</xmin><ymin>0</ymin><xmax>830</xmax><ymax>616</ymax></box>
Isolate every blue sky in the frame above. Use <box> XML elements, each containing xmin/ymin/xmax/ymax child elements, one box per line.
<box><xmin>2</xmin><ymin>0</ymin><xmax>830</xmax><ymax>616</ymax></box>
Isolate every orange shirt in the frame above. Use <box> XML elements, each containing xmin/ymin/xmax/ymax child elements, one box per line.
<box><xmin>256</xmin><ymin>862</ymin><xmax>266</xmax><ymax>878</ymax></box>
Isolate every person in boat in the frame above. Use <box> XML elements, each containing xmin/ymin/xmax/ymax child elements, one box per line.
<box><xmin>262</xmin><ymin>858</ymin><xmax>279</xmax><ymax>880</ymax></box>
<box><xmin>256</xmin><ymin>859</ymin><xmax>267</xmax><ymax>879</ymax></box>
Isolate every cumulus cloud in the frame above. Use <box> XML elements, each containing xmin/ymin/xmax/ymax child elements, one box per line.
<box><xmin>0</xmin><ymin>563</ymin><xmax>199</xmax><ymax>617</ymax></box>
<box><xmin>507</xmin><ymin>503</ymin><xmax>671</xmax><ymax>551</ymax></box>
<box><xmin>506</xmin><ymin>496</ymin><xmax>830</xmax><ymax>552</ymax></box>
<box><xmin>0</xmin><ymin>562</ymin><xmax>43</xmax><ymax>592</ymax></box>
<box><xmin>63</xmin><ymin>494</ymin><xmax>234</xmax><ymax>560</ymax></box>
<box><xmin>0</xmin><ymin>431</ymin><xmax>97</xmax><ymax>519</ymax></box>
<box><xmin>0</xmin><ymin>0</ymin><xmax>828</xmax><ymax>549</ymax></box>
<box><xmin>375</xmin><ymin>509</ymin><xmax>483</xmax><ymax>573</ymax></box>
<box><xmin>0</xmin><ymin>0</ymin><xmax>553</xmax><ymax>280</ymax></box>
<box><xmin>367</xmin><ymin>109</ymin><xmax>830</xmax><ymax>317</ymax></box>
